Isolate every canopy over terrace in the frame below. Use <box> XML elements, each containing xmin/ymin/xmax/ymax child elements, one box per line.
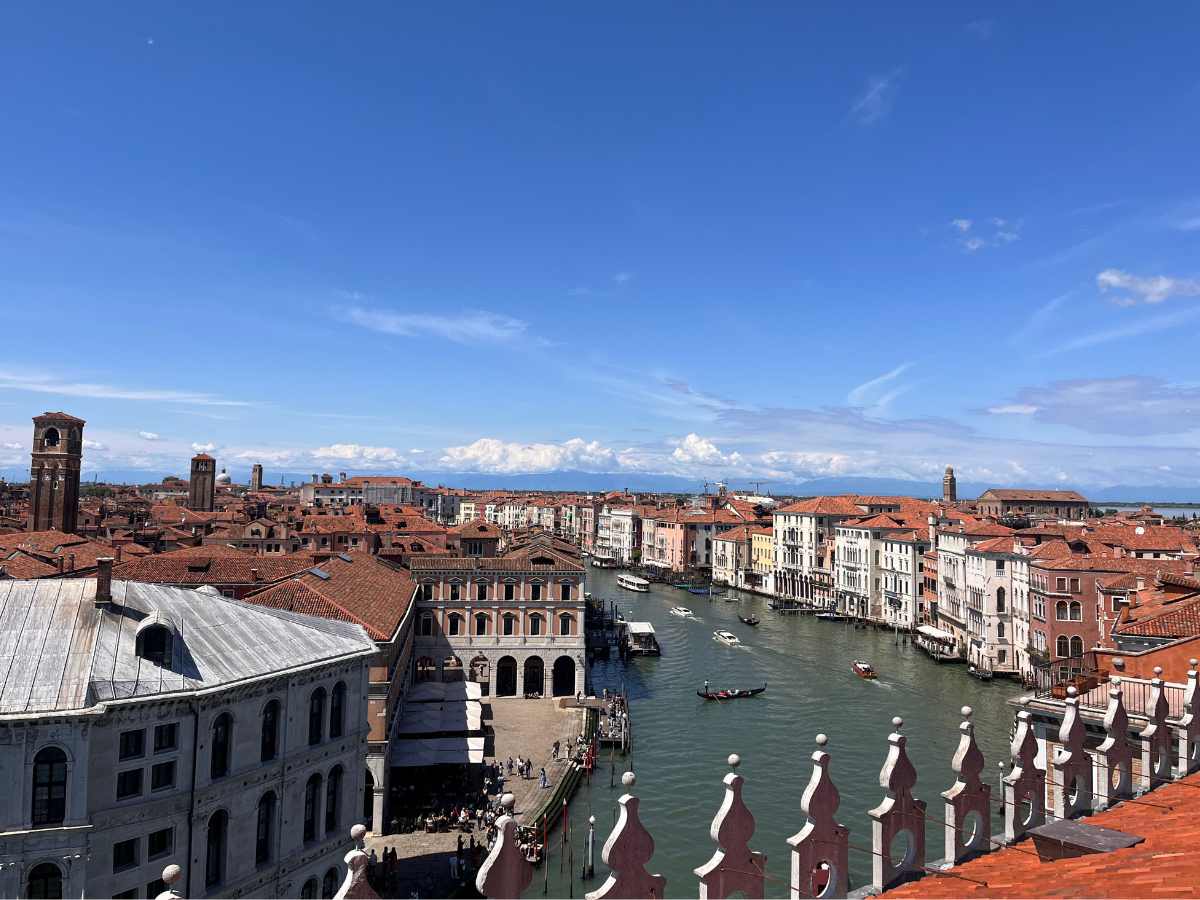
<box><xmin>390</xmin><ymin>736</ymin><xmax>486</xmax><ymax>767</ymax></box>
<box><xmin>406</xmin><ymin>680</ymin><xmax>483</xmax><ymax>703</ymax></box>
<box><xmin>917</xmin><ymin>624</ymin><xmax>955</xmax><ymax>642</ymax></box>
<box><xmin>395</xmin><ymin>701</ymin><xmax>483</xmax><ymax>735</ymax></box>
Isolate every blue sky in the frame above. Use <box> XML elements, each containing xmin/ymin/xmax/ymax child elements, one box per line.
<box><xmin>2</xmin><ymin>4</ymin><xmax>1199</xmax><ymax>488</ymax></box>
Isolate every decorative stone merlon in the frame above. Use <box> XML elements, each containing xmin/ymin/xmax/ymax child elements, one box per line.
<box><xmin>1003</xmin><ymin>706</ymin><xmax>1045</xmax><ymax>842</ymax></box>
<box><xmin>1052</xmin><ymin>686</ymin><xmax>1092</xmax><ymax>819</ymax></box>
<box><xmin>941</xmin><ymin>706</ymin><xmax>990</xmax><ymax>864</ymax></box>
<box><xmin>868</xmin><ymin>717</ymin><xmax>926</xmax><ymax>891</ymax></box>
<box><xmin>477</xmin><ymin>794</ymin><xmax>534</xmax><ymax>900</ymax></box>
<box><xmin>695</xmin><ymin>753</ymin><xmax>766</xmax><ymax>899</ymax></box>
<box><xmin>1093</xmin><ymin>679</ymin><xmax>1133</xmax><ymax>809</ymax></box>
<box><xmin>787</xmin><ymin>734</ymin><xmax>848</xmax><ymax>899</ymax></box>
<box><xmin>1175</xmin><ymin>659</ymin><xmax>1200</xmax><ymax>776</ymax></box>
<box><xmin>332</xmin><ymin>824</ymin><xmax>370</xmax><ymax>900</ymax></box>
<box><xmin>1139</xmin><ymin>667</ymin><xmax>1172</xmax><ymax>792</ymax></box>
<box><xmin>586</xmin><ymin>772</ymin><xmax>666</xmax><ymax>900</ymax></box>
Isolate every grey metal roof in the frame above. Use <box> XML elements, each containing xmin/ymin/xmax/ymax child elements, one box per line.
<box><xmin>0</xmin><ymin>578</ymin><xmax>375</xmax><ymax>716</ymax></box>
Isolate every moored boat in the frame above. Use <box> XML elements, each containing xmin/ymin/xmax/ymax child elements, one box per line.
<box><xmin>617</xmin><ymin>573</ymin><xmax>650</xmax><ymax>592</ymax></box>
<box><xmin>713</xmin><ymin>629</ymin><xmax>741</xmax><ymax>647</ymax></box>
<box><xmin>738</xmin><ymin>614</ymin><xmax>760</xmax><ymax>626</ymax></box>
<box><xmin>816</xmin><ymin>612</ymin><xmax>847</xmax><ymax>621</ymax></box>
<box><xmin>967</xmin><ymin>665</ymin><xmax>994</xmax><ymax>681</ymax></box>
<box><xmin>852</xmin><ymin>659</ymin><xmax>877</xmax><ymax>679</ymax></box>
<box><xmin>697</xmin><ymin>683</ymin><xmax>767</xmax><ymax>700</ymax></box>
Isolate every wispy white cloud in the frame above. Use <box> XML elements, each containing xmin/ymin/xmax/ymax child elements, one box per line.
<box><xmin>1053</xmin><ymin>305</ymin><xmax>1200</xmax><ymax>352</ymax></box>
<box><xmin>987</xmin><ymin>404</ymin><xmax>1039</xmax><ymax>415</ymax></box>
<box><xmin>82</xmin><ymin>439</ymin><xmax>106</xmax><ymax>451</ymax></box>
<box><xmin>951</xmin><ymin>218</ymin><xmax>972</xmax><ymax>232</ymax></box>
<box><xmin>1177</xmin><ymin>217</ymin><xmax>1200</xmax><ymax>231</ymax></box>
<box><xmin>0</xmin><ymin>372</ymin><xmax>248</xmax><ymax>406</ymax></box>
<box><xmin>138</xmin><ymin>431</ymin><xmax>161</xmax><ymax>441</ymax></box>
<box><xmin>847</xmin><ymin>68</ymin><xmax>904</xmax><ymax>126</ymax></box>
<box><xmin>986</xmin><ymin>376</ymin><xmax>1200</xmax><ymax>436</ymax></box>
<box><xmin>951</xmin><ymin>217</ymin><xmax>1021</xmax><ymax>252</ymax></box>
<box><xmin>1010</xmin><ymin>291</ymin><xmax>1071</xmax><ymax>346</ymax></box>
<box><xmin>848</xmin><ymin>363</ymin><xmax>913</xmax><ymax>407</ymax></box>
<box><xmin>1096</xmin><ymin>268</ymin><xmax>1200</xmax><ymax>305</ymax></box>
<box><xmin>191</xmin><ymin>442</ymin><xmax>216</xmax><ymax>453</ymax></box>
<box><xmin>439</xmin><ymin>437</ymin><xmax>621</xmax><ymax>474</ymax></box>
<box><xmin>613</xmin><ymin>272</ymin><xmax>633</xmax><ymax>285</ymax></box>
<box><xmin>340</xmin><ymin>305</ymin><xmax>530</xmax><ymax>344</ymax></box>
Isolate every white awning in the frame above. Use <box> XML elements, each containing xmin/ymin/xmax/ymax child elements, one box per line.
<box><xmin>405</xmin><ymin>681</ymin><xmax>483</xmax><ymax>703</ymax></box>
<box><xmin>917</xmin><ymin>624</ymin><xmax>955</xmax><ymax>642</ymax></box>
<box><xmin>391</xmin><ymin>736</ymin><xmax>485</xmax><ymax>767</ymax></box>
<box><xmin>627</xmin><ymin>622</ymin><xmax>655</xmax><ymax>635</ymax></box>
<box><xmin>395</xmin><ymin>700</ymin><xmax>483</xmax><ymax>736</ymax></box>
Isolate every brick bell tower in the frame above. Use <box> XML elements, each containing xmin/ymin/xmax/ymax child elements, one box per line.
<box><xmin>943</xmin><ymin>465</ymin><xmax>957</xmax><ymax>504</ymax></box>
<box><xmin>30</xmin><ymin>411</ymin><xmax>86</xmax><ymax>534</ymax></box>
<box><xmin>189</xmin><ymin>453</ymin><xmax>216</xmax><ymax>511</ymax></box>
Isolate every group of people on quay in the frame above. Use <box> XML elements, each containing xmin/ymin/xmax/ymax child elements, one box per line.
<box><xmin>598</xmin><ymin>688</ymin><xmax>629</xmax><ymax>744</ymax></box>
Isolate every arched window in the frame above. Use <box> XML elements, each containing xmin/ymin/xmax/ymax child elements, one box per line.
<box><xmin>261</xmin><ymin>700</ymin><xmax>279</xmax><ymax>762</ymax></box>
<box><xmin>304</xmin><ymin>773</ymin><xmax>322</xmax><ymax>842</ymax></box>
<box><xmin>475</xmin><ymin>613</ymin><xmax>489</xmax><ymax>635</ymax></box>
<box><xmin>1070</xmin><ymin>635</ymin><xmax>1084</xmax><ymax>657</ymax></box>
<box><xmin>330</xmin><ymin>682</ymin><xmax>346</xmax><ymax>739</ymax></box>
<box><xmin>448</xmin><ymin>614</ymin><xmax>463</xmax><ymax>636</ymax></box>
<box><xmin>996</xmin><ymin>587</ymin><xmax>1006</xmax><ymax>614</ymax></box>
<box><xmin>322</xmin><ymin>867</ymin><xmax>339</xmax><ymax>899</ymax></box>
<box><xmin>300</xmin><ymin>878</ymin><xmax>319</xmax><ymax>899</ymax></box>
<box><xmin>997</xmin><ymin>622</ymin><xmax>1005</xmax><ymax>639</ymax></box>
<box><xmin>136</xmin><ymin>624</ymin><xmax>173</xmax><ymax>666</ymax></box>
<box><xmin>211</xmin><ymin>713</ymin><xmax>232</xmax><ymax>779</ymax></box>
<box><xmin>43</xmin><ymin>427</ymin><xmax>60</xmax><ymax>448</ymax></box>
<box><xmin>325</xmin><ymin>765</ymin><xmax>342</xmax><ymax>834</ymax></box>
<box><xmin>1055</xmin><ymin>600</ymin><xmax>1069</xmax><ymax>621</ymax></box>
<box><xmin>309</xmin><ymin>687</ymin><xmax>326</xmax><ymax>745</ymax></box>
<box><xmin>559</xmin><ymin>613</ymin><xmax>572</xmax><ymax>636</ymax></box>
<box><xmin>1069</xmin><ymin>601</ymin><xmax>1082</xmax><ymax>621</ymax></box>
<box><xmin>1056</xmin><ymin>635</ymin><xmax>1070</xmax><ymax>658</ymax></box>
<box><xmin>32</xmin><ymin>747</ymin><xmax>68</xmax><ymax>827</ymax></box>
<box><xmin>206</xmin><ymin>809</ymin><xmax>228</xmax><ymax>888</ymax></box>
<box><xmin>503</xmin><ymin>614</ymin><xmax>516</xmax><ymax>636</ymax></box>
<box><xmin>529</xmin><ymin>614</ymin><xmax>544</xmax><ymax>636</ymax></box>
<box><xmin>256</xmin><ymin>792</ymin><xmax>276</xmax><ymax>865</ymax></box>
<box><xmin>26</xmin><ymin>863</ymin><xmax>63</xmax><ymax>899</ymax></box>
<box><xmin>420</xmin><ymin>614</ymin><xmax>434</xmax><ymax>636</ymax></box>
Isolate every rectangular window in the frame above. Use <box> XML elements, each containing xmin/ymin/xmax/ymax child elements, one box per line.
<box><xmin>119</xmin><ymin>729</ymin><xmax>145</xmax><ymax>760</ymax></box>
<box><xmin>1056</xmin><ymin>577</ymin><xmax>1067</xmax><ymax>592</ymax></box>
<box><xmin>476</xmin><ymin>583</ymin><xmax>487</xmax><ymax>601</ymax></box>
<box><xmin>996</xmin><ymin>559</ymin><xmax>1005</xmax><ymax>572</ymax></box>
<box><xmin>151</xmin><ymin>761</ymin><xmax>176</xmax><ymax>792</ymax></box>
<box><xmin>154</xmin><ymin>723</ymin><xmax>178</xmax><ymax>754</ymax></box>
<box><xmin>561</xmin><ymin>583</ymin><xmax>571</xmax><ymax>602</ymax></box>
<box><xmin>450</xmin><ymin>583</ymin><xmax>460</xmax><ymax>602</ymax></box>
<box><xmin>531</xmin><ymin>583</ymin><xmax>542</xmax><ymax>602</ymax></box>
<box><xmin>116</xmin><ymin>769</ymin><xmax>143</xmax><ymax>800</ymax></box>
<box><xmin>113</xmin><ymin>837</ymin><xmax>139</xmax><ymax>873</ymax></box>
<box><xmin>504</xmin><ymin>583</ymin><xmax>515</xmax><ymax>601</ymax></box>
<box><xmin>148</xmin><ymin>827</ymin><xmax>174</xmax><ymax>860</ymax></box>
<box><xmin>1070</xmin><ymin>578</ymin><xmax>1081</xmax><ymax>593</ymax></box>
<box><xmin>421</xmin><ymin>583</ymin><xmax>434</xmax><ymax>601</ymax></box>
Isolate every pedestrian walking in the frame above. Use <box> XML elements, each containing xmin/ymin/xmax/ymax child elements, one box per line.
<box><xmin>539</xmin><ymin>767</ymin><xmax>549</xmax><ymax>788</ymax></box>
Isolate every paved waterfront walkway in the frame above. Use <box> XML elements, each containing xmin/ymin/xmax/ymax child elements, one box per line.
<box><xmin>365</xmin><ymin>696</ymin><xmax>586</xmax><ymax>896</ymax></box>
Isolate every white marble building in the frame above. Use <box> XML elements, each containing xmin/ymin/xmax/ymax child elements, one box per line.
<box><xmin>0</xmin><ymin>564</ymin><xmax>375</xmax><ymax>900</ymax></box>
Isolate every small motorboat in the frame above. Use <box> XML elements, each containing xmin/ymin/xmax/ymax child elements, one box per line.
<box><xmin>697</xmin><ymin>683</ymin><xmax>767</xmax><ymax>700</ymax></box>
<box><xmin>968</xmin><ymin>665</ymin><xmax>994</xmax><ymax>681</ymax></box>
<box><xmin>852</xmin><ymin>660</ymin><xmax>877</xmax><ymax>679</ymax></box>
<box><xmin>713</xmin><ymin>629</ymin><xmax>741</xmax><ymax>647</ymax></box>
<box><xmin>669</xmin><ymin>606</ymin><xmax>694</xmax><ymax>618</ymax></box>
<box><xmin>816</xmin><ymin>612</ymin><xmax>847</xmax><ymax>622</ymax></box>
<box><xmin>738</xmin><ymin>615</ymin><xmax>760</xmax><ymax>626</ymax></box>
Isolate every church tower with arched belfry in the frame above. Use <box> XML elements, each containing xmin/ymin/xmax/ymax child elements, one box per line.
<box><xmin>29</xmin><ymin>411</ymin><xmax>85</xmax><ymax>533</ymax></box>
<box><xmin>943</xmin><ymin>465</ymin><xmax>957</xmax><ymax>504</ymax></box>
<box><xmin>189</xmin><ymin>453</ymin><xmax>216</xmax><ymax>511</ymax></box>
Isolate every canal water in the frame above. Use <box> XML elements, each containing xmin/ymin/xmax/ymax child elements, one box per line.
<box><xmin>538</xmin><ymin>567</ymin><xmax>1020</xmax><ymax>897</ymax></box>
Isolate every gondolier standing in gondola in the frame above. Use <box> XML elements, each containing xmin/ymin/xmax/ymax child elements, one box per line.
<box><xmin>703</xmin><ymin>679</ymin><xmax>710</xmax><ymax>694</ymax></box>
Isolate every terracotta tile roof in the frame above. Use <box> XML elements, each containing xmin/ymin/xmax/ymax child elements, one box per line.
<box><xmin>35</xmin><ymin>410</ymin><xmax>86</xmax><ymax>423</ymax></box>
<box><xmin>968</xmin><ymin>535</ymin><xmax>1017</xmax><ymax>554</ymax></box>
<box><xmin>449</xmin><ymin>519</ymin><xmax>502</xmax><ymax>538</ymax></box>
<box><xmin>1116</xmin><ymin>594</ymin><xmax>1200</xmax><ymax>638</ymax></box>
<box><xmin>979</xmin><ymin>488</ymin><xmax>1087</xmax><ymax>502</ymax></box>
<box><xmin>112</xmin><ymin>546</ymin><xmax>314</xmax><ymax>586</ymax></box>
<box><xmin>880</xmin><ymin>771</ymin><xmax>1200</xmax><ymax>898</ymax></box>
<box><xmin>1033</xmin><ymin>555</ymin><xmax>1192</xmax><ymax>576</ymax></box>
<box><xmin>775</xmin><ymin>496</ymin><xmax>864</xmax><ymax>516</ymax></box>
<box><xmin>0</xmin><ymin>530</ymin><xmax>124</xmax><ymax>572</ymax></box>
<box><xmin>0</xmin><ymin>552</ymin><xmax>60</xmax><ymax>578</ymax></box>
<box><xmin>244</xmin><ymin>554</ymin><xmax>416</xmax><ymax>642</ymax></box>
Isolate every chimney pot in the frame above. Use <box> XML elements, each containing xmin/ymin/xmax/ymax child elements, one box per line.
<box><xmin>96</xmin><ymin>557</ymin><xmax>114</xmax><ymax>606</ymax></box>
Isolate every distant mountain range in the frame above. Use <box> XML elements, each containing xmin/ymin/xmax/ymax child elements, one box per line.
<box><xmin>5</xmin><ymin>464</ymin><xmax>1200</xmax><ymax>505</ymax></box>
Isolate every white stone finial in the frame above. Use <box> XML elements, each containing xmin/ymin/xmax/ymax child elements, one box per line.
<box><xmin>727</xmin><ymin>753</ymin><xmax>741</xmax><ymax>769</ymax></box>
<box><xmin>589</xmin><ymin>815</ymin><xmax>596</xmax><ymax>825</ymax></box>
<box><xmin>622</xmin><ymin>771</ymin><xmax>636</xmax><ymax>788</ymax></box>
<box><xmin>961</xmin><ymin>705</ymin><xmax>972</xmax><ymax>719</ymax></box>
<box><xmin>350</xmin><ymin>823</ymin><xmax>367</xmax><ymax>848</ymax></box>
<box><xmin>477</xmin><ymin>793</ymin><xmax>534</xmax><ymax>899</ymax></box>
<box><xmin>892</xmin><ymin>716</ymin><xmax>903</xmax><ymax>729</ymax></box>
<box><xmin>815</xmin><ymin>733</ymin><xmax>828</xmax><ymax>747</ymax></box>
<box><xmin>587</xmin><ymin>770</ymin><xmax>665</xmax><ymax>900</ymax></box>
<box><xmin>162</xmin><ymin>865</ymin><xmax>182</xmax><ymax>887</ymax></box>
<box><xmin>695</xmin><ymin>751</ymin><xmax>764</xmax><ymax>898</ymax></box>
<box><xmin>1190</xmin><ymin>658</ymin><xmax>1198</xmax><ymax>668</ymax></box>
<box><xmin>1154</xmin><ymin>666</ymin><xmax>1164</xmax><ymax>678</ymax></box>
<box><xmin>1066</xmin><ymin>685</ymin><xmax>1077</xmax><ymax>697</ymax></box>
<box><xmin>1112</xmin><ymin>675</ymin><xmax>1122</xmax><ymax>686</ymax></box>
<box><xmin>501</xmin><ymin>792</ymin><xmax>515</xmax><ymax>811</ymax></box>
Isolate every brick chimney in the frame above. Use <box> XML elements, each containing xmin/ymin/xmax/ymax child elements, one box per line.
<box><xmin>251</xmin><ymin>567</ymin><xmax>260</xmax><ymax>582</ymax></box>
<box><xmin>67</xmin><ymin>552</ymin><xmax>75</xmax><ymax>572</ymax></box>
<box><xmin>95</xmin><ymin>557</ymin><xmax>114</xmax><ymax>607</ymax></box>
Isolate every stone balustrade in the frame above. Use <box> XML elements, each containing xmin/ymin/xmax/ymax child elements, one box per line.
<box><xmin>468</xmin><ymin>660</ymin><xmax>1200</xmax><ymax>899</ymax></box>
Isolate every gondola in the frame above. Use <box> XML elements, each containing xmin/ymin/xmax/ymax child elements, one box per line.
<box><xmin>697</xmin><ymin>683</ymin><xmax>767</xmax><ymax>700</ymax></box>
<box><xmin>738</xmin><ymin>615</ymin><xmax>760</xmax><ymax>626</ymax></box>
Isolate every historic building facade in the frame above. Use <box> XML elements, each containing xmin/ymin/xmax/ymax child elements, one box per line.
<box><xmin>29</xmin><ymin>411</ymin><xmax>85</xmax><ymax>534</ymax></box>
<box><xmin>408</xmin><ymin>542</ymin><xmax>586</xmax><ymax>699</ymax></box>
<box><xmin>0</xmin><ymin>568</ymin><xmax>375</xmax><ymax>900</ymax></box>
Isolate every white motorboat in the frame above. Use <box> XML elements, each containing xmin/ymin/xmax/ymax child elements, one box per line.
<box><xmin>669</xmin><ymin>606</ymin><xmax>694</xmax><ymax>617</ymax></box>
<box><xmin>713</xmin><ymin>629</ymin><xmax>741</xmax><ymax>647</ymax></box>
<box><xmin>617</xmin><ymin>573</ymin><xmax>650</xmax><ymax>592</ymax></box>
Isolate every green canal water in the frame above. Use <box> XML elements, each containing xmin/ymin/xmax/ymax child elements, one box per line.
<box><xmin>538</xmin><ymin>567</ymin><xmax>1020</xmax><ymax>897</ymax></box>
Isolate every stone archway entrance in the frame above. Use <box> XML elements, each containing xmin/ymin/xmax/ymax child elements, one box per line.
<box><xmin>496</xmin><ymin>656</ymin><xmax>517</xmax><ymax>697</ymax></box>
<box><xmin>552</xmin><ymin>655</ymin><xmax>576</xmax><ymax>697</ymax></box>
<box><xmin>443</xmin><ymin>655</ymin><xmax>464</xmax><ymax>682</ymax></box>
<box><xmin>523</xmin><ymin>656</ymin><xmax>545</xmax><ymax>697</ymax></box>
<box><xmin>415</xmin><ymin>656</ymin><xmax>436</xmax><ymax>682</ymax></box>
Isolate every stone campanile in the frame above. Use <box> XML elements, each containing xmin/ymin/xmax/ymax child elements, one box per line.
<box><xmin>943</xmin><ymin>465</ymin><xmax>957</xmax><ymax>504</ymax></box>
<box><xmin>30</xmin><ymin>411</ymin><xmax>86</xmax><ymax>533</ymax></box>
<box><xmin>250</xmin><ymin>463</ymin><xmax>263</xmax><ymax>492</ymax></box>
<box><xmin>189</xmin><ymin>453</ymin><xmax>216</xmax><ymax>511</ymax></box>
